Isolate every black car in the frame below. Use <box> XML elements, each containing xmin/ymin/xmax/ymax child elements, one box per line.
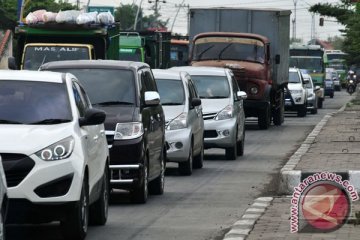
<box><xmin>41</xmin><ymin>60</ymin><xmax>166</xmax><ymax>203</ymax></box>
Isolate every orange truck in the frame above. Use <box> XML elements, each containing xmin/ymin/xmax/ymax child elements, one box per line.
<box><xmin>189</xmin><ymin>8</ymin><xmax>290</xmax><ymax>129</ymax></box>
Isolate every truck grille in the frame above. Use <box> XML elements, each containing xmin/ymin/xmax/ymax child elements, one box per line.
<box><xmin>203</xmin><ymin>112</ymin><xmax>217</xmax><ymax>120</ymax></box>
<box><xmin>0</xmin><ymin>153</ymin><xmax>35</xmax><ymax>187</ymax></box>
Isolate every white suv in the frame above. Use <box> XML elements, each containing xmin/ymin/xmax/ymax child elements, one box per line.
<box><xmin>0</xmin><ymin>70</ymin><xmax>109</xmax><ymax>240</ymax></box>
<box><xmin>285</xmin><ymin>68</ymin><xmax>309</xmax><ymax>117</ymax></box>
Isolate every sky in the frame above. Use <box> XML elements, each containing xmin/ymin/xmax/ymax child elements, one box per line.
<box><xmin>76</xmin><ymin>0</ymin><xmax>345</xmax><ymax>43</ymax></box>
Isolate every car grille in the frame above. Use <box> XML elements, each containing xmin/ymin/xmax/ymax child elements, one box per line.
<box><xmin>0</xmin><ymin>153</ymin><xmax>35</xmax><ymax>187</ymax></box>
<box><xmin>204</xmin><ymin>130</ymin><xmax>218</xmax><ymax>138</ymax></box>
<box><xmin>203</xmin><ymin>112</ymin><xmax>217</xmax><ymax>120</ymax></box>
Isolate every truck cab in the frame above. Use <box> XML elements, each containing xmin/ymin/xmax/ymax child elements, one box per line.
<box><xmin>119</xmin><ymin>32</ymin><xmax>145</xmax><ymax>62</ymax></box>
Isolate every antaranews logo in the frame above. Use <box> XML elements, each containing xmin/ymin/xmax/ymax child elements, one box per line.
<box><xmin>290</xmin><ymin>172</ymin><xmax>359</xmax><ymax>233</ymax></box>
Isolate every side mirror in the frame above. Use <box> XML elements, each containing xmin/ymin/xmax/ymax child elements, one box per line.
<box><xmin>237</xmin><ymin>91</ymin><xmax>247</xmax><ymax>99</ymax></box>
<box><xmin>8</xmin><ymin>57</ymin><xmax>17</xmax><ymax>70</ymax></box>
<box><xmin>275</xmin><ymin>54</ymin><xmax>280</xmax><ymax>64</ymax></box>
<box><xmin>79</xmin><ymin>108</ymin><xmax>106</xmax><ymax>127</ymax></box>
<box><xmin>191</xmin><ymin>98</ymin><xmax>201</xmax><ymax>107</ymax></box>
<box><xmin>145</xmin><ymin>91</ymin><xmax>160</xmax><ymax>106</ymax></box>
<box><xmin>303</xmin><ymin>79</ymin><xmax>310</xmax><ymax>84</ymax></box>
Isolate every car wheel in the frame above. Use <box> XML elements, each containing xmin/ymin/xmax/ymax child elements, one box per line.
<box><xmin>61</xmin><ymin>175</ymin><xmax>89</xmax><ymax>240</ymax></box>
<box><xmin>193</xmin><ymin>140</ymin><xmax>204</xmax><ymax>169</ymax></box>
<box><xmin>237</xmin><ymin>128</ymin><xmax>245</xmax><ymax>156</ymax></box>
<box><xmin>297</xmin><ymin>104</ymin><xmax>307</xmax><ymax>117</ymax></box>
<box><xmin>89</xmin><ymin>162</ymin><xmax>109</xmax><ymax>226</ymax></box>
<box><xmin>310</xmin><ymin>107</ymin><xmax>318</xmax><ymax>114</ymax></box>
<box><xmin>179</xmin><ymin>142</ymin><xmax>193</xmax><ymax>176</ymax></box>
<box><xmin>258</xmin><ymin>105</ymin><xmax>271</xmax><ymax>130</ymax></box>
<box><xmin>149</xmin><ymin>148</ymin><xmax>165</xmax><ymax>195</ymax></box>
<box><xmin>0</xmin><ymin>207</ymin><xmax>5</xmax><ymax>240</ymax></box>
<box><xmin>330</xmin><ymin>92</ymin><xmax>334</xmax><ymax>98</ymax></box>
<box><xmin>130</xmin><ymin>158</ymin><xmax>148</xmax><ymax>204</ymax></box>
<box><xmin>225</xmin><ymin>134</ymin><xmax>237</xmax><ymax>160</ymax></box>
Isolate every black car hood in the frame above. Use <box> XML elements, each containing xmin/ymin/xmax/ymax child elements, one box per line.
<box><xmin>95</xmin><ymin>105</ymin><xmax>137</xmax><ymax>131</ymax></box>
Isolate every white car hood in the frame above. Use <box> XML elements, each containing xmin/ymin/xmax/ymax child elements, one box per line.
<box><xmin>288</xmin><ymin>83</ymin><xmax>303</xmax><ymax>91</ymax></box>
<box><xmin>162</xmin><ymin>105</ymin><xmax>186</xmax><ymax>121</ymax></box>
<box><xmin>201</xmin><ymin>98</ymin><xmax>231</xmax><ymax>114</ymax></box>
<box><xmin>0</xmin><ymin>124</ymin><xmax>75</xmax><ymax>155</ymax></box>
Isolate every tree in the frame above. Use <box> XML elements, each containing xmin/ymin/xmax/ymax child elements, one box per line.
<box><xmin>310</xmin><ymin>1</ymin><xmax>360</xmax><ymax>65</ymax></box>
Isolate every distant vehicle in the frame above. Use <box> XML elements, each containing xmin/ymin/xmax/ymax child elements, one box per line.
<box><xmin>302</xmin><ymin>72</ymin><xmax>319</xmax><ymax>114</ymax></box>
<box><xmin>153</xmin><ymin>69</ymin><xmax>204</xmax><ymax>175</ymax></box>
<box><xmin>170</xmin><ymin>66</ymin><xmax>247</xmax><ymax>160</ymax></box>
<box><xmin>324</xmin><ymin>49</ymin><xmax>347</xmax><ymax>88</ymax></box>
<box><xmin>0</xmin><ymin>155</ymin><xmax>7</xmax><ymax>240</ymax></box>
<box><xmin>325</xmin><ymin>67</ymin><xmax>341</xmax><ymax>91</ymax></box>
<box><xmin>170</xmin><ymin>38</ymin><xmax>189</xmax><ymax>66</ymax></box>
<box><xmin>40</xmin><ymin>60</ymin><xmax>166</xmax><ymax>204</ymax></box>
<box><xmin>289</xmin><ymin>44</ymin><xmax>325</xmax><ymax>109</ymax></box>
<box><xmin>324</xmin><ymin>78</ymin><xmax>335</xmax><ymax>98</ymax></box>
<box><xmin>0</xmin><ymin>70</ymin><xmax>109</xmax><ymax>240</ymax></box>
<box><xmin>285</xmin><ymin>68</ymin><xmax>309</xmax><ymax>117</ymax></box>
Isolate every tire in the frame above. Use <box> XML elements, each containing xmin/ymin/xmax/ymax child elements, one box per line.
<box><xmin>225</xmin><ymin>134</ymin><xmax>237</xmax><ymax>160</ymax></box>
<box><xmin>130</xmin><ymin>159</ymin><xmax>148</xmax><ymax>204</ymax></box>
<box><xmin>149</xmin><ymin>149</ymin><xmax>165</xmax><ymax>195</ymax></box>
<box><xmin>0</xmin><ymin>207</ymin><xmax>5</xmax><ymax>240</ymax></box>
<box><xmin>310</xmin><ymin>108</ymin><xmax>318</xmax><ymax>114</ymax></box>
<box><xmin>179</xmin><ymin>142</ymin><xmax>193</xmax><ymax>176</ymax></box>
<box><xmin>330</xmin><ymin>92</ymin><xmax>334</xmax><ymax>98</ymax></box>
<box><xmin>193</xmin><ymin>141</ymin><xmax>204</xmax><ymax>169</ymax></box>
<box><xmin>89</xmin><ymin>162</ymin><xmax>109</xmax><ymax>226</ymax></box>
<box><xmin>237</xmin><ymin>128</ymin><xmax>245</xmax><ymax>156</ymax></box>
<box><xmin>61</xmin><ymin>175</ymin><xmax>89</xmax><ymax>240</ymax></box>
<box><xmin>273</xmin><ymin>92</ymin><xmax>284</xmax><ymax>126</ymax></box>
<box><xmin>258</xmin><ymin>105</ymin><xmax>271</xmax><ymax>130</ymax></box>
<box><xmin>297</xmin><ymin>104</ymin><xmax>307</xmax><ymax>117</ymax></box>
<box><xmin>318</xmin><ymin>98</ymin><xmax>323</xmax><ymax>109</ymax></box>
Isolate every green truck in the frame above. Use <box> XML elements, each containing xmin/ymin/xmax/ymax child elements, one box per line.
<box><xmin>9</xmin><ymin>23</ymin><xmax>120</xmax><ymax>70</ymax></box>
<box><xmin>119</xmin><ymin>31</ymin><xmax>171</xmax><ymax>69</ymax></box>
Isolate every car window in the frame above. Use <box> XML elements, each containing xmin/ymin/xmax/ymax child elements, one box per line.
<box><xmin>53</xmin><ymin>68</ymin><xmax>136</xmax><ymax>106</ymax></box>
<box><xmin>231</xmin><ymin>76</ymin><xmax>240</xmax><ymax>101</ymax></box>
<box><xmin>289</xmin><ymin>71</ymin><xmax>301</xmax><ymax>83</ymax></box>
<box><xmin>0</xmin><ymin>80</ymin><xmax>72</xmax><ymax>124</ymax></box>
<box><xmin>188</xmin><ymin>79</ymin><xmax>198</xmax><ymax>99</ymax></box>
<box><xmin>191</xmin><ymin>75</ymin><xmax>230</xmax><ymax>99</ymax></box>
<box><xmin>155</xmin><ymin>79</ymin><xmax>185</xmax><ymax>105</ymax></box>
<box><xmin>72</xmin><ymin>83</ymin><xmax>87</xmax><ymax>117</ymax></box>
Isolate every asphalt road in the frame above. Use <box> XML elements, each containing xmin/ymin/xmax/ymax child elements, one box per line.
<box><xmin>6</xmin><ymin>90</ymin><xmax>352</xmax><ymax>240</ymax></box>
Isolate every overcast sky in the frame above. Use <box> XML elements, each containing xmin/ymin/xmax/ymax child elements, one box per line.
<box><xmin>78</xmin><ymin>0</ymin><xmax>345</xmax><ymax>42</ymax></box>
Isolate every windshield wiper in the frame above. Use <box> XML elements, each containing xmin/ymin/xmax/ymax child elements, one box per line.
<box><xmin>195</xmin><ymin>45</ymin><xmax>214</xmax><ymax>60</ymax></box>
<box><xmin>94</xmin><ymin>101</ymin><xmax>134</xmax><ymax>106</ymax></box>
<box><xmin>0</xmin><ymin>119</ymin><xmax>23</xmax><ymax>124</ymax></box>
<box><xmin>30</xmin><ymin>119</ymin><xmax>71</xmax><ymax>125</ymax></box>
<box><xmin>161</xmin><ymin>102</ymin><xmax>183</xmax><ymax>106</ymax></box>
<box><xmin>218</xmin><ymin>43</ymin><xmax>232</xmax><ymax>60</ymax></box>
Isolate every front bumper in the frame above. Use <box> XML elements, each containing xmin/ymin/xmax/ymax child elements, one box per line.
<box><xmin>165</xmin><ymin>128</ymin><xmax>191</xmax><ymax>163</ymax></box>
<box><xmin>307</xmin><ymin>95</ymin><xmax>316</xmax><ymax>109</ymax></box>
<box><xmin>203</xmin><ymin>117</ymin><xmax>237</xmax><ymax>149</ymax></box>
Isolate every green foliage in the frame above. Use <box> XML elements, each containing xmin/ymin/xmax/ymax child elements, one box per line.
<box><xmin>310</xmin><ymin>1</ymin><xmax>360</xmax><ymax>66</ymax></box>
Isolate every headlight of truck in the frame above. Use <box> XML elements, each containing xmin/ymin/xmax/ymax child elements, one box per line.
<box><xmin>167</xmin><ymin>112</ymin><xmax>187</xmax><ymax>130</ymax></box>
<box><xmin>36</xmin><ymin>136</ymin><xmax>74</xmax><ymax>161</ymax></box>
<box><xmin>290</xmin><ymin>89</ymin><xmax>303</xmax><ymax>94</ymax></box>
<box><xmin>114</xmin><ymin>122</ymin><xmax>144</xmax><ymax>140</ymax></box>
<box><xmin>215</xmin><ymin>105</ymin><xmax>233</xmax><ymax>120</ymax></box>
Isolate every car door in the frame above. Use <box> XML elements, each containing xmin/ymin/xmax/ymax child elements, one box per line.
<box><xmin>186</xmin><ymin>76</ymin><xmax>203</xmax><ymax>154</ymax></box>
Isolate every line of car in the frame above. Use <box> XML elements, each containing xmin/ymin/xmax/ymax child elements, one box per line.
<box><xmin>0</xmin><ymin>60</ymin><xmax>247</xmax><ymax>240</ymax></box>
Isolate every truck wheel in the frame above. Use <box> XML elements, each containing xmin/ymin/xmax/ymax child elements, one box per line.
<box><xmin>149</xmin><ymin>149</ymin><xmax>165</xmax><ymax>195</ymax></box>
<box><xmin>237</xmin><ymin>128</ymin><xmax>245</xmax><ymax>156</ymax></box>
<box><xmin>258</xmin><ymin>105</ymin><xmax>271</xmax><ymax>130</ymax></box>
<box><xmin>89</xmin><ymin>162</ymin><xmax>109</xmax><ymax>226</ymax></box>
<box><xmin>297</xmin><ymin>104</ymin><xmax>307</xmax><ymax>117</ymax></box>
<box><xmin>193</xmin><ymin>140</ymin><xmax>204</xmax><ymax>169</ymax></box>
<box><xmin>318</xmin><ymin>98</ymin><xmax>323</xmax><ymax>109</ymax></box>
<box><xmin>61</xmin><ymin>175</ymin><xmax>89</xmax><ymax>240</ymax></box>
<box><xmin>130</xmin><ymin>159</ymin><xmax>148</xmax><ymax>204</ymax></box>
<box><xmin>179</xmin><ymin>142</ymin><xmax>193</xmax><ymax>176</ymax></box>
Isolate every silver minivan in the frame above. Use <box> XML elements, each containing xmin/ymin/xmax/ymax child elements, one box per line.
<box><xmin>170</xmin><ymin>66</ymin><xmax>247</xmax><ymax>160</ymax></box>
<box><xmin>153</xmin><ymin>69</ymin><xmax>204</xmax><ymax>175</ymax></box>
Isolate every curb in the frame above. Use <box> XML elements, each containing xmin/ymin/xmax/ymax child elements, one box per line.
<box><xmin>278</xmin><ymin>102</ymin><xmax>360</xmax><ymax>195</ymax></box>
<box><xmin>223</xmin><ymin>197</ymin><xmax>273</xmax><ymax>240</ymax></box>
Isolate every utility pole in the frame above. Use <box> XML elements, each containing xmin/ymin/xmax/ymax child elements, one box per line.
<box><xmin>311</xmin><ymin>13</ymin><xmax>316</xmax><ymax>41</ymax></box>
<box><xmin>172</xmin><ymin>1</ymin><xmax>189</xmax><ymax>32</ymax></box>
<box><xmin>292</xmin><ymin>0</ymin><xmax>298</xmax><ymax>41</ymax></box>
<box><xmin>148</xmin><ymin>0</ymin><xmax>166</xmax><ymax>16</ymax></box>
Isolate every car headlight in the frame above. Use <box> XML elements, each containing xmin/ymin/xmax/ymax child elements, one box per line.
<box><xmin>308</xmin><ymin>93</ymin><xmax>314</xmax><ymax>98</ymax></box>
<box><xmin>167</xmin><ymin>112</ymin><xmax>187</xmax><ymax>130</ymax></box>
<box><xmin>114</xmin><ymin>122</ymin><xmax>144</xmax><ymax>140</ymax></box>
<box><xmin>350</xmin><ymin>80</ymin><xmax>354</xmax><ymax>84</ymax></box>
<box><xmin>250</xmin><ymin>86</ymin><xmax>259</xmax><ymax>95</ymax></box>
<box><xmin>215</xmin><ymin>105</ymin><xmax>233</xmax><ymax>120</ymax></box>
<box><xmin>35</xmin><ymin>136</ymin><xmax>74</xmax><ymax>161</ymax></box>
<box><xmin>290</xmin><ymin>89</ymin><xmax>303</xmax><ymax>94</ymax></box>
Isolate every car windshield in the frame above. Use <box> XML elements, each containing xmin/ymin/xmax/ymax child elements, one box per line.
<box><xmin>155</xmin><ymin>79</ymin><xmax>185</xmax><ymax>105</ymax></box>
<box><xmin>0</xmin><ymin>80</ymin><xmax>72</xmax><ymax>124</ymax></box>
<box><xmin>289</xmin><ymin>57</ymin><xmax>323</xmax><ymax>73</ymax></box>
<box><xmin>119</xmin><ymin>48</ymin><xmax>142</xmax><ymax>62</ymax></box>
<box><xmin>54</xmin><ymin>68</ymin><xmax>136</xmax><ymax>106</ymax></box>
<box><xmin>289</xmin><ymin>72</ymin><xmax>301</xmax><ymax>83</ymax></box>
<box><xmin>190</xmin><ymin>75</ymin><xmax>230</xmax><ymax>98</ymax></box>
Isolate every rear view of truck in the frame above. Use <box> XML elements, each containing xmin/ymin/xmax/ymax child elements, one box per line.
<box><xmin>189</xmin><ymin>8</ymin><xmax>290</xmax><ymax>129</ymax></box>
